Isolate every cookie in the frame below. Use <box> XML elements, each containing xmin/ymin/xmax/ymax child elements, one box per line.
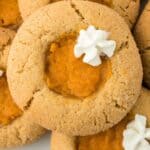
<box><xmin>7</xmin><ymin>1</ymin><xmax>142</xmax><ymax>136</ymax></box>
<box><xmin>0</xmin><ymin>0</ymin><xmax>22</xmax><ymax>29</ymax></box>
<box><xmin>0</xmin><ymin>27</ymin><xmax>46</xmax><ymax>148</ymax></box>
<box><xmin>134</xmin><ymin>1</ymin><xmax>150</xmax><ymax>89</ymax></box>
<box><xmin>51</xmin><ymin>88</ymin><xmax>150</xmax><ymax>150</ymax></box>
<box><xmin>0</xmin><ymin>27</ymin><xmax>15</xmax><ymax>69</ymax></box>
<box><xmin>18</xmin><ymin>0</ymin><xmax>139</xmax><ymax>28</ymax></box>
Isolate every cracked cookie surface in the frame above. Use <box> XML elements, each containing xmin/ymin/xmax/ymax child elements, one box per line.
<box><xmin>134</xmin><ymin>1</ymin><xmax>150</xmax><ymax>89</ymax></box>
<box><xmin>51</xmin><ymin>88</ymin><xmax>150</xmax><ymax>150</ymax></box>
<box><xmin>0</xmin><ymin>74</ymin><xmax>22</xmax><ymax>126</ymax></box>
<box><xmin>0</xmin><ymin>27</ymin><xmax>15</xmax><ymax>69</ymax></box>
<box><xmin>0</xmin><ymin>27</ymin><xmax>45</xmax><ymax>148</ymax></box>
<box><xmin>18</xmin><ymin>0</ymin><xmax>139</xmax><ymax>28</ymax></box>
<box><xmin>7</xmin><ymin>1</ymin><xmax>142</xmax><ymax>136</ymax></box>
<box><xmin>0</xmin><ymin>73</ymin><xmax>46</xmax><ymax>148</ymax></box>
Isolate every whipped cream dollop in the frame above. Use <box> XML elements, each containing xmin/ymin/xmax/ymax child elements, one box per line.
<box><xmin>123</xmin><ymin>114</ymin><xmax>150</xmax><ymax>150</ymax></box>
<box><xmin>0</xmin><ymin>70</ymin><xmax>4</xmax><ymax>77</ymax></box>
<box><xmin>74</xmin><ymin>25</ymin><xmax>116</xmax><ymax>66</ymax></box>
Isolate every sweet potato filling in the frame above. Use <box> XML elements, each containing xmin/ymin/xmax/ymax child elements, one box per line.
<box><xmin>45</xmin><ymin>34</ymin><xmax>112</xmax><ymax>98</ymax></box>
<box><xmin>0</xmin><ymin>0</ymin><xmax>21</xmax><ymax>26</ymax></box>
<box><xmin>0</xmin><ymin>75</ymin><xmax>22</xmax><ymax>126</ymax></box>
<box><xmin>78</xmin><ymin>116</ymin><xmax>131</xmax><ymax>150</ymax></box>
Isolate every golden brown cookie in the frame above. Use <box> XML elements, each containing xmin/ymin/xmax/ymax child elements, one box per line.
<box><xmin>134</xmin><ymin>1</ymin><xmax>150</xmax><ymax>89</ymax></box>
<box><xmin>0</xmin><ymin>27</ymin><xmax>46</xmax><ymax>148</ymax></box>
<box><xmin>0</xmin><ymin>0</ymin><xmax>22</xmax><ymax>28</ymax></box>
<box><xmin>51</xmin><ymin>88</ymin><xmax>150</xmax><ymax>150</ymax></box>
<box><xmin>7</xmin><ymin>1</ymin><xmax>142</xmax><ymax>136</ymax></box>
<box><xmin>0</xmin><ymin>27</ymin><xmax>15</xmax><ymax>69</ymax></box>
<box><xmin>18</xmin><ymin>0</ymin><xmax>140</xmax><ymax>28</ymax></box>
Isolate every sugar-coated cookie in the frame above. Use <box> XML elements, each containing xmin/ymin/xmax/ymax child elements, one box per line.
<box><xmin>18</xmin><ymin>0</ymin><xmax>140</xmax><ymax>28</ymax></box>
<box><xmin>51</xmin><ymin>88</ymin><xmax>150</xmax><ymax>150</ymax></box>
<box><xmin>7</xmin><ymin>1</ymin><xmax>142</xmax><ymax>136</ymax></box>
<box><xmin>0</xmin><ymin>27</ymin><xmax>15</xmax><ymax>69</ymax></box>
<box><xmin>134</xmin><ymin>1</ymin><xmax>150</xmax><ymax>89</ymax></box>
<box><xmin>0</xmin><ymin>27</ymin><xmax>46</xmax><ymax>148</ymax></box>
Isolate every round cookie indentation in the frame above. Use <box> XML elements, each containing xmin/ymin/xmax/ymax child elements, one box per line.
<box><xmin>0</xmin><ymin>0</ymin><xmax>22</xmax><ymax>27</ymax></box>
<box><xmin>7</xmin><ymin>1</ymin><xmax>142</xmax><ymax>135</ymax></box>
<box><xmin>45</xmin><ymin>33</ymin><xmax>112</xmax><ymax>98</ymax></box>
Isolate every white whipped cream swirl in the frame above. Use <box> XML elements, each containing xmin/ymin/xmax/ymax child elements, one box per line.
<box><xmin>74</xmin><ymin>25</ymin><xmax>116</xmax><ymax>66</ymax></box>
<box><xmin>123</xmin><ymin>114</ymin><xmax>150</xmax><ymax>150</ymax></box>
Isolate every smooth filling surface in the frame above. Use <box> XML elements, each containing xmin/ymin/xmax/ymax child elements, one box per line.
<box><xmin>45</xmin><ymin>34</ymin><xmax>112</xmax><ymax>98</ymax></box>
<box><xmin>0</xmin><ymin>74</ymin><xmax>22</xmax><ymax>126</ymax></box>
<box><xmin>78</xmin><ymin>116</ymin><xmax>131</xmax><ymax>150</ymax></box>
<box><xmin>0</xmin><ymin>0</ymin><xmax>21</xmax><ymax>26</ymax></box>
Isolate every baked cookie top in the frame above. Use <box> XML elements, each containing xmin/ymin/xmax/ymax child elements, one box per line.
<box><xmin>0</xmin><ymin>0</ymin><xmax>22</xmax><ymax>28</ymax></box>
<box><xmin>0</xmin><ymin>27</ymin><xmax>22</xmax><ymax>126</ymax></box>
<box><xmin>0</xmin><ymin>71</ymin><xmax>45</xmax><ymax>148</ymax></box>
<box><xmin>134</xmin><ymin>1</ymin><xmax>150</xmax><ymax>89</ymax></box>
<box><xmin>0</xmin><ymin>72</ymin><xmax>22</xmax><ymax>126</ymax></box>
<box><xmin>0</xmin><ymin>27</ymin><xmax>15</xmax><ymax>69</ymax></box>
<box><xmin>0</xmin><ymin>27</ymin><xmax>45</xmax><ymax>148</ymax></box>
<box><xmin>7</xmin><ymin>1</ymin><xmax>142</xmax><ymax>136</ymax></box>
<box><xmin>18</xmin><ymin>0</ymin><xmax>140</xmax><ymax>28</ymax></box>
<box><xmin>51</xmin><ymin>88</ymin><xmax>150</xmax><ymax>150</ymax></box>
<box><xmin>134</xmin><ymin>1</ymin><xmax>150</xmax><ymax>50</ymax></box>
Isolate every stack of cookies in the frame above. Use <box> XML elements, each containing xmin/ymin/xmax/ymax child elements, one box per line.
<box><xmin>0</xmin><ymin>0</ymin><xmax>149</xmax><ymax>150</ymax></box>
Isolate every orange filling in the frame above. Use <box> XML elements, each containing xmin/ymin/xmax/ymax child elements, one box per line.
<box><xmin>78</xmin><ymin>116</ymin><xmax>132</xmax><ymax>150</ymax></box>
<box><xmin>0</xmin><ymin>0</ymin><xmax>21</xmax><ymax>26</ymax></box>
<box><xmin>45</xmin><ymin>34</ymin><xmax>112</xmax><ymax>98</ymax></box>
<box><xmin>0</xmin><ymin>74</ymin><xmax>22</xmax><ymax>126</ymax></box>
